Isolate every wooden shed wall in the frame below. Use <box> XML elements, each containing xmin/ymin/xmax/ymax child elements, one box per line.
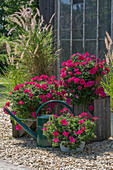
<box><xmin>39</xmin><ymin>0</ymin><xmax>55</xmax><ymax>24</ymax></box>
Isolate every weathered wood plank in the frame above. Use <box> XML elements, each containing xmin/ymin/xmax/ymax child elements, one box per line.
<box><xmin>73</xmin><ymin>96</ymin><xmax>111</xmax><ymax>142</ymax></box>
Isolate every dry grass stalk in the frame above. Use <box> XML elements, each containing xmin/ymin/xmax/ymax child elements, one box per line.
<box><xmin>105</xmin><ymin>31</ymin><xmax>113</xmax><ymax>65</ymax></box>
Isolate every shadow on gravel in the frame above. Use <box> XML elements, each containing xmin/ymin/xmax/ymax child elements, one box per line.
<box><xmin>12</xmin><ymin>135</ymin><xmax>113</xmax><ymax>161</ymax></box>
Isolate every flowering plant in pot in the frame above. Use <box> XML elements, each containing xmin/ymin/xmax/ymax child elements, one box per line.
<box><xmin>42</xmin><ymin>108</ymin><xmax>98</xmax><ymax>152</ymax></box>
<box><xmin>59</xmin><ymin>52</ymin><xmax>110</xmax><ymax>112</ymax></box>
<box><xmin>3</xmin><ymin>75</ymin><xmax>68</xmax><ymax>131</ymax></box>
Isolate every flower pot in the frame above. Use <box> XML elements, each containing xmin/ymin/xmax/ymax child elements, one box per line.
<box><xmin>60</xmin><ymin>141</ymin><xmax>85</xmax><ymax>152</ymax></box>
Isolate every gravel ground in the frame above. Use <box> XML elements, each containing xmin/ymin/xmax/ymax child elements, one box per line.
<box><xmin>0</xmin><ymin>108</ymin><xmax>113</xmax><ymax>170</ymax></box>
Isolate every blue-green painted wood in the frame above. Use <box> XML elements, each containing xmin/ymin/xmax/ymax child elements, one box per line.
<box><xmin>36</xmin><ymin>100</ymin><xmax>74</xmax><ymax>117</ymax></box>
<box><xmin>4</xmin><ymin>108</ymin><xmax>37</xmax><ymax>140</ymax></box>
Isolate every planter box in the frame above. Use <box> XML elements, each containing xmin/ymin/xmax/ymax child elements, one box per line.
<box><xmin>11</xmin><ymin>119</ymin><xmax>37</xmax><ymax>138</ymax></box>
<box><xmin>73</xmin><ymin>96</ymin><xmax>111</xmax><ymax>142</ymax></box>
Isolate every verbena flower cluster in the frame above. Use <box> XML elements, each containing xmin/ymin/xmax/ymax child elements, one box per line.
<box><xmin>59</xmin><ymin>52</ymin><xmax>110</xmax><ymax>111</ymax></box>
<box><xmin>4</xmin><ymin>75</ymin><xmax>68</xmax><ymax>122</ymax></box>
<box><xmin>42</xmin><ymin>108</ymin><xmax>98</xmax><ymax>150</ymax></box>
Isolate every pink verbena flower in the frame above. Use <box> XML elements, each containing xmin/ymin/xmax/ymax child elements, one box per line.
<box><xmin>78</xmin><ymin>120</ymin><xmax>84</xmax><ymax>125</ymax></box>
<box><xmin>76</xmin><ymin>130</ymin><xmax>83</xmax><ymax>134</ymax></box>
<box><xmin>81</xmin><ymin>126</ymin><xmax>86</xmax><ymax>131</ymax></box>
<box><xmin>61</xmin><ymin>72</ymin><xmax>66</xmax><ymax>78</ymax></box>
<box><xmin>18</xmin><ymin>101</ymin><xmax>24</xmax><ymax>105</ymax></box>
<box><xmin>80</xmin><ymin>79</ymin><xmax>85</xmax><ymax>85</ymax></box>
<box><xmin>53</xmin><ymin>138</ymin><xmax>60</xmax><ymax>143</ymax></box>
<box><xmin>3</xmin><ymin>106</ymin><xmax>8</xmax><ymax>114</ymax></box>
<box><xmin>53</xmin><ymin>131</ymin><xmax>59</xmax><ymax>137</ymax></box>
<box><xmin>92</xmin><ymin>117</ymin><xmax>98</xmax><ymax>120</ymax></box>
<box><xmin>32</xmin><ymin>112</ymin><xmax>36</xmax><ymax>118</ymax></box>
<box><xmin>60</xmin><ymin>119</ymin><xmax>68</xmax><ymax>125</ymax></box>
<box><xmin>89</xmin><ymin>67</ymin><xmax>96</xmax><ymax>75</ymax></box>
<box><xmin>12</xmin><ymin>111</ymin><xmax>17</xmax><ymax>115</ymax></box>
<box><xmin>16</xmin><ymin>124</ymin><xmax>22</xmax><ymax>131</ymax></box>
<box><xmin>89</xmin><ymin>105</ymin><xmax>94</xmax><ymax>111</ymax></box>
<box><xmin>5</xmin><ymin>102</ymin><xmax>10</xmax><ymax>107</ymax></box>
<box><xmin>63</xmin><ymin>131</ymin><xmax>69</xmax><ymax>136</ymax></box>
<box><xmin>69</xmin><ymin>136</ymin><xmax>75</xmax><ymax>143</ymax></box>
<box><xmin>23</xmin><ymin>89</ymin><xmax>31</xmax><ymax>93</ymax></box>
<box><xmin>77</xmin><ymin>86</ymin><xmax>82</xmax><ymax>90</ymax></box>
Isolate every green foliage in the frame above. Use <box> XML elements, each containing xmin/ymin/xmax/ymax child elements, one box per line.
<box><xmin>0</xmin><ymin>35</ymin><xmax>9</xmax><ymax>74</ymax></box>
<box><xmin>60</xmin><ymin>52</ymin><xmax>109</xmax><ymax>111</ymax></box>
<box><xmin>101</xmin><ymin>64</ymin><xmax>113</xmax><ymax>110</ymax></box>
<box><xmin>4</xmin><ymin>75</ymin><xmax>66</xmax><ymax>120</ymax></box>
<box><xmin>1</xmin><ymin>64</ymin><xmax>28</xmax><ymax>93</ymax></box>
<box><xmin>43</xmin><ymin>109</ymin><xmax>97</xmax><ymax>150</ymax></box>
<box><xmin>0</xmin><ymin>0</ymin><xmax>39</xmax><ymax>35</ymax></box>
<box><xmin>7</xmin><ymin>7</ymin><xmax>57</xmax><ymax>78</ymax></box>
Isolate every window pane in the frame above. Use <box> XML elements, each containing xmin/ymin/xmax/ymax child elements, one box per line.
<box><xmin>99</xmin><ymin>40</ymin><xmax>106</xmax><ymax>60</ymax></box>
<box><xmin>99</xmin><ymin>0</ymin><xmax>111</xmax><ymax>38</ymax></box>
<box><xmin>73</xmin><ymin>2</ymin><xmax>83</xmax><ymax>39</ymax></box>
<box><xmin>61</xmin><ymin>30</ymin><xmax>70</xmax><ymax>39</ymax></box>
<box><xmin>72</xmin><ymin>41</ymin><xmax>83</xmax><ymax>54</ymax></box>
<box><xmin>85</xmin><ymin>0</ymin><xmax>97</xmax><ymax>39</ymax></box>
<box><xmin>61</xmin><ymin>0</ymin><xmax>71</xmax><ymax>29</ymax></box>
<box><xmin>61</xmin><ymin>40</ymin><xmax>70</xmax><ymax>63</ymax></box>
<box><xmin>85</xmin><ymin>41</ymin><xmax>96</xmax><ymax>55</ymax></box>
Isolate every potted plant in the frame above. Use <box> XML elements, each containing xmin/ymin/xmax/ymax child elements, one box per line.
<box><xmin>3</xmin><ymin>75</ymin><xmax>68</xmax><ymax>135</ymax></box>
<box><xmin>59</xmin><ymin>52</ymin><xmax>110</xmax><ymax>112</ymax></box>
<box><xmin>42</xmin><ymin>108</ymin><xmax>98</xmax><ymax>152</ymax></box>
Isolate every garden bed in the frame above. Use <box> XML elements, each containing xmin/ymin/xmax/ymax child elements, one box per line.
<box><xmin>0</xmin><ymin>108</ymin><xmax>113</xmax><ymax>169</ymax></box>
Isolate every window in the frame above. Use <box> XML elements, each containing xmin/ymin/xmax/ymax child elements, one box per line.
<box><xmin>57</xmin><ymin>0</ymin><xmax>111</xmax><ymax>75</ymax></box>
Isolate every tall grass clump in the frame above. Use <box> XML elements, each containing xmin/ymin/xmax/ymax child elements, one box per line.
<box><xmin>6</xmin><ymin>7</ymin><xmax>57</xmax><ymax>78</ymax></box>
<box><xmin>101</xmin><ymin>32</ymin><xmax>113</xmax><ymax>110</ymax></box>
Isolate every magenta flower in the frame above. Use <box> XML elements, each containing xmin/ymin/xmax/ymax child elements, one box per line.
<box><xmin>23</xmin><ymin>89</ymin><xmax>31</xmax><ymax>93</ymax></box>
<box><xmin>63</xmin><ymin>131</ymin><xmax>69</xmax><ymax>136</ymax></box>
<box><xmin>5</xmin><ymin>102</ymin><xmax>10</xmax><ymax>107</ymax></box>
<box><xmin>74</xmin><ymin>78</ymin><xmax>80</xmax><ymax>84</ymax></box>
<box><xmin>79</xmin><ymin>120</ymin><xmax>84</xmax><ymax>125</ymax></box>
<box><xmin>16</xmin><ymin>124</ymin><xmax>22</xmax><ymax>131</ymax></box>
<box><xmin>61</xmin><ymin>72</ymin><xmax>66</xmax><ymax>78</ymax></box>
<box><xmin>13</xmin><ymin>85</ymin><xmax>20</xmax><ymax>91</ymax></box>
<box><xmin>53</xmin><ymin>138</ymin><xmax>60</xmax><ymax>143</ymax></box>
<box><xmin>12</xmin><ymin>111</ymin><xmax>17</xmax><ymax>115</ymax></box>
<box><xmin>60</xmin><ymin>119</ymin><xmax>68</xmax><ymax>125</ymax></box>
<box><xmin>89</xmin><ymin>67</ymin><xmax>96</xmax><ymax>75</ymax></box>
<box><xmin>92</xmin><ymin>117</ymin><xmax>98</xmax><ymax>120</ymax></box>
<box><xmin>105</xmin><ymin>67</ymin><xmax>110</xmax><ymax>73</ymax></box>
<box><xmin>89</xmin><ymin>105</ymin><xmax>94</xmax><ymax>111</ymax></box>
<box><xmin>77</xmin><ymin>86</ymin><xmax>82</xmax><ymax>90</ymax></box>
<box><xmin>18</xmin><ymin>101</ymin><xmax>24</xmax><ymax>105</ymax></box>
<box><xmin>76</xmin><ymin>130</ymin><xmax>83</xmax><ymax>134</ymax></box>
<box><xmin>69</xmin><ymin>136</ymin><xmax>75</xmax><ymax>143</ymax></box>
<box><xmin>81</xmin><ymin>126</ymin><xmax>86</xmax><ymax>131</ymax></box>
<box><xmin>80</xmin><ymin>79</ymin><xmax>85</xmax><ymax>85</ymax></box>
<box><xmin>78</xmin><ymin>54</ymin><xmax>85</xmax><ymax>61</ymax></box>
<box><xmin>74</xmin><ymin>68</ymin><xmax>79</xmax><ymax>72</ymax></box>
<box><xmin>53</xmin><ymin>131</ymin><xmax>59</xmax><ymax>137</ymax></box>
<box><xmin>32</xmin><ymin>112</ymin><xmax>36</xmax><ymax>118</ymax></box>
<box><xmin>3</xmin><ymin>106</ymin><xmax>8</xmax><ymax>114</ymax></box>
<box><xmin>85</xmin><ymin>52</ymin><xmax>89</xmax><ymax>57</ymax></box>
<box><xmin>29</xmin><ymin>93</ymin><xmax>33</xmax><ymax>99</ymax></box>
<box><xmin>101</xmin><ymin>71</ymin><xmax>106</xmax><ymax>75</ymax></box>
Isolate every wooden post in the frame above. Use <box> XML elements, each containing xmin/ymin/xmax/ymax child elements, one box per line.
<box><xmin>93</xmin><ymin>95</ymin><xmax>111</xmax><ymax>141</ymax></box>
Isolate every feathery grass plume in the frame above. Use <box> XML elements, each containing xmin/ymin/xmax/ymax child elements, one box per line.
<box><xmin>7</xmin><ymin>6</ymin><xmax>57</xmax><ymax>78</ymax></box>
<box><xmin>101</xmin><ymin>32</ymin><xmax>113</xmax><ymax>111</ymax></box>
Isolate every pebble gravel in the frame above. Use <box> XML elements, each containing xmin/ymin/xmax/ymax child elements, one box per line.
<box><xmin>0</xmin><ymin>108</ymin><xmax>113</xmax><ymax>170</ymax></box>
